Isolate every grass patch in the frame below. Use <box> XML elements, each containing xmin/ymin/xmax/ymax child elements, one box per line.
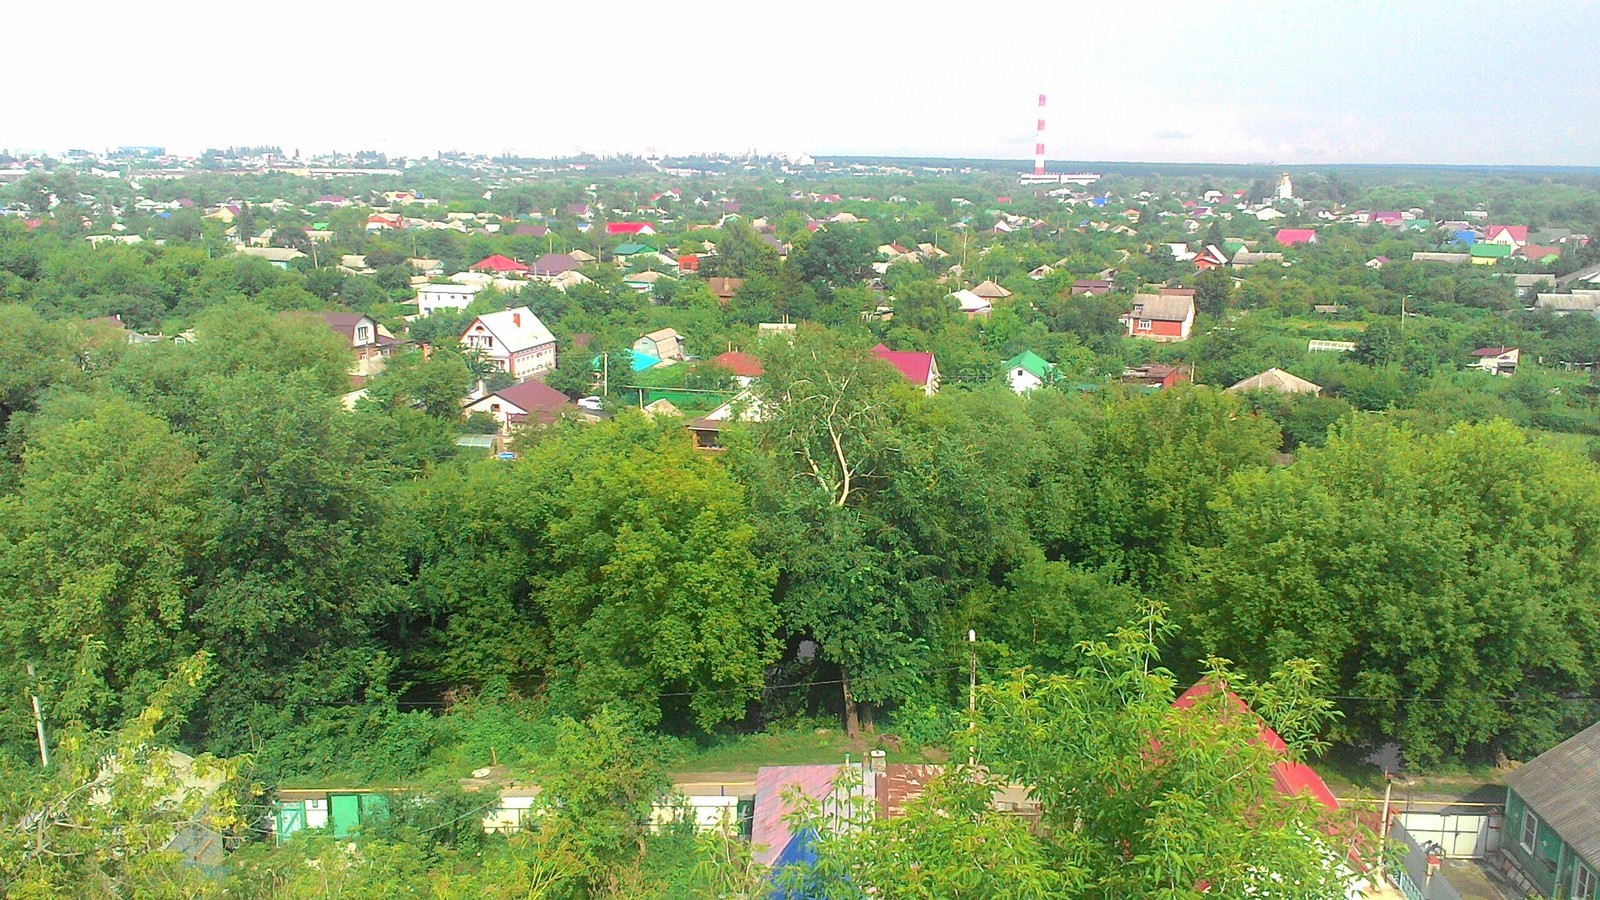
<box><xmin>675</xmin><ymin>724</ymin><xmax>938</xmax><ymax>774</ymax></box>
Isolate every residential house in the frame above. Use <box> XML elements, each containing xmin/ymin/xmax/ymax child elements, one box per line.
<box><xmin>711</xmin><ymin>350</ymin><xmax>763</xmax><ymax>387</ymax></box>
<box><xmin>1503</xmin><ymin>719</ymin><xmax>1600</xmax><ymax>899</ymax></box>
<box><xmin>470</xmin><ymin>254</ymin><xmax>532</xmax><ymax>275</ymax></box>
<box><xmin>462</xmin><ymin>378</ymin><xmax>574</xmax><ymax>431</ymax></box>
<box><xmin>686</xmin><ymin>389</ymin><xmax>764</xmax><ymax>450</ymax></box>
<box><xmin>705</xmin><ymin>276</ymin><xmax>743</xmax><ymax>305</ymax></box>
<box><xmin>1471</xmin><ymin>243</ymin><xmax>1513</xmax><ymax>265</ymax></box>
<box><xmin>1365</xmin><ymin>256</ymin><xmax>1390</xmax><ymax>269</ymax></box>
<box><xmin>634</xmin><ymin>327</ymin><xmax>686</xmax><ymax>362</ymax></box>
<box><xmin>677</xmin><ymin>254</ymin><xmax>700</xmax><ymax>274</ymax></box>
<box><xmin>1072</xmin><ymin>279</ymin><xmax>1115</xmax><ymax>295</ymax></box>
<box><xmin>623</xmin><ymin>270</ymin><xmax>675</xmax><ymax>295</ymax></box>
<box><xmin>1232</xmin><ymin>251</ymin><xmax>1285</xmax><ymax>267</ymax></box>
<box><xmin>458</xmin><ymin>307</ymin><xmax>557</xmax><ymax>380</ymax></box>
<box><xmin>1227</xmin><ymin>368</ymin><xmax>1322</xmax><ymax>395</ymax></box>
<box><xmin>321</xmin><ymin>312</ymin><xmax>398</xmax><ymax>382</ymax></box>
<box><xmin>1122</xmin><ymin>294</ymin><xmax>1195</xmax><ymax>342</ymax></box>
<box><xmin>1485</xmin><ymin>224</ymin><xmax>1529</xmax><ymax>248</ymax></box>
<box><xmin>1274</xmin><ymin>228</ymin><xmax>1318</xmax><ymax>247</ymax></box>
<box><xmin>1004</xmin><ymin>350</ymin><xmax>1056</xmax><ymax>393</ymax></box>
<box><xmin>871</xmin><ymin>343</ymin><xmax>940</xmax><ymax>395</ymax></box>
<box><xmin>510</xmin><ymin>224</ymin><xmax>550</xmax><ymax>237</ymax></box>
<box><xmin>548</xmin><ymin>270</ymin><xmax>592</xmax><ymax>292</ymax></box>
<box><xmin>1536</xmin><ymin>291</ymin><xmax>1600</xmax><ymax>315</ymax></box>
<box><xmin>339</xmin><ymin>255</ymin><xmax>375</xmax><ymax>276</ymax></box>
<box><xmin>612</xmin><ymin>242</ymin><xmax>658</xmax><ymax>265</ymax></box>
<box><xmin>1470</xmin><ymin>346</ymin><xmax>1519</xmax><ymax>376</ymax></box>
<box><xmin>1194</xmin><ymin>244</ymin><xmax>1229</xmax><ymax>270</ymax></box>
<box><xmin>415</xmin><ymin>282</ymin><xmax>483</xmax><ymax>318</ymax></box>
<box><xmin>950</xmin><ymin>289</ymin><xmax>992</xmax><ymax>319</ymax></box>
<box><xmin>1028</xmin><ymin>264</ymin><xmax>1055</xmax><ymax>280</ymax></box>
<box><xmin>1120</xmin><ymin>363</ymin><xmax>1191</xmax><ymax>389</ymax></box>
<box><xmin>971</xmin><ymin>279</ymin><xmax>1012</xmax><ymax>300</ymax></box>
<box><xmin>1413</xmin><ymin>251</ymin><xmax>1471</xmax><ymax>264</ymax></box>
<box><xmin>568</xmin><ymin>249</ymin><xmax>598</xmax><ymax>264</ymax></box>
<box><xmin>532</xmin><ymin>252</ymin><xmax>580</xmax><ymax>279</ymax></box>
<box><xmin>236</xmin><ymin>246</ymin><xmax>305</xmax><ymax>269</ymax></box>
<box><xmin>605</xmin><ymin>221</ymin><xmax>656</xmax><ymax>236</ymax></box>
<box><xmin>1517</xmin><ymin>245</ymin><xmax>1563</xmax><ymax>264</ymax></box>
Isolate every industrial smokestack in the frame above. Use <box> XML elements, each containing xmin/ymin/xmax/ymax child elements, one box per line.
<box><xmin>1035</xmin><ymin>93</ymin><xmax>1047</xmax><ymax>177</ymax></box>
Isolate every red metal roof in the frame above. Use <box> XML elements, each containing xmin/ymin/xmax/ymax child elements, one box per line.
<box><xmin>1487</xmin><ymin>224</ymin><xmax>1528</xmax><ymax>243</ymax></box>
<box><xmin>1172</xmin><ymin>682</ymin><xmax>1339</xmax><ymax>813</ymax></box>
<box><xmin>871</xmin><ymin>343</ymin><xmax>935</xmax><ymax>386</ymax></box>
<box><xmin>605</xmin><ymin>222</ymin><xmax>652</xmax><ymax>235</ymax></box>
<box><xmin>470</xmin><ymin>254</ymin><xmax>531</xmax><ymax>274</ymax></box>
<box><xmin>712</xmin><ymin>350</ymin><xmax>762</xmax><ymax>378</ymax></box>
<box><xmin>1274</xmin><ymin>228</ymin><xmax>1317</xmax><ymax>246</ymax></box>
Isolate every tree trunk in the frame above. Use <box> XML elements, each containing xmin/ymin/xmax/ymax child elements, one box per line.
<box><xmin>841</xmin><ymin>669</ymin><xmax>860</xmax><ymax>740</ymax></box>
<box><xmin>861</xmin><ymin>700</ymin><xmax>876</xmax><ymax>734</ymax></box>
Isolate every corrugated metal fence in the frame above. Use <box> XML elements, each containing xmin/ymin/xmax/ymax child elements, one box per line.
<box><xmin>1390</xmin><ymin>822</ymin><xmax>1465</xmax><ymax>900</ymax></box>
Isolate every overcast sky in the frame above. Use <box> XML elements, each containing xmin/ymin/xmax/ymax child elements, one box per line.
<box><xmin>8</xmin><ymin>0</ymin><xmax>1596</xmax><ymax>166</ymax></box>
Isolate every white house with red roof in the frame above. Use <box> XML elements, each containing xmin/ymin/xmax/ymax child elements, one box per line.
<box><xmin>711</xmin><ymin>350</ymin><xmax>763</xmax><ymax>386</ymax></box>
<box><xmin>1470</xmin><ymin>346</ymin><xmax>1519</xmax><ymax>376</ymax></box>
<box><xmin>458</xmin><ymin>307</ymin><xmax>557</xmax><ymax>381</ymax></box>
<box><xmin>462</xmin><ymin>378</ymin><xmax>573</xmax><ymax>431</ymax></box>
<box><xmin>1486</xmin><ymin>224</ymin><xmax>1529</xmax><ymax>248</ymax></box>
<box><xmin>871</xmin><ymin>344</ymin><xmax>940</xmax><ymax>395</ymax></box>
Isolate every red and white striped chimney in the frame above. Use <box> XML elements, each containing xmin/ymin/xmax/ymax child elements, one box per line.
<box><xmin>1034</xmin><ymin>93</ymin><xmax>1047</xmax><ymax>177</ymax></box>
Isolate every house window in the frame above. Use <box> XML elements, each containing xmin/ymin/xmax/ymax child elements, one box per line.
<box><xmin>1520</xmin><ymin>810</ymin><xmax>1538</xmax><ymax>854</ymax></box>
<box><xmin>1577</xmin><ymin>862</ymin><xmax>1597</xmax><ymax>899</ymax></box>
<box><xmin>357</xmin><ymin>325</ymin><xmax>371</xmax><ymax>343</ymax></box>
<box><xmin>1138</xmin><ymin>319</ymin><xmax>1152</xmax><ymax>330</ymax></box>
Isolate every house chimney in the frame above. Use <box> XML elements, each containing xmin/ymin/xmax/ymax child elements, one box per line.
<box><xmin>512</xmin><ymin>312</ymin><xmax>521</xmax><ymax>327</ymax></box>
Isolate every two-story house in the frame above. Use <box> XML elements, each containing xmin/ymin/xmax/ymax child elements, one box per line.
<box><xmin>458</xmin><ymin>307</ymin><xmax>557</xmax><ymax>381</ymax></box>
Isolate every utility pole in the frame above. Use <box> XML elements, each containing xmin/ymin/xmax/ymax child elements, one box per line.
<box><xmin>1378</xmin><ymin>772</ymin><xmax>1394</xmax><ymax>884</ymax></box>
<box><xmin>967</xmin><ymin>629</ymin><xmax>977</xmax><ymax>769</ymax></box>
<box><xmin>27</xmin><ymin>662</ymin><xmax>48</xmax><ymax>767</ymax></box>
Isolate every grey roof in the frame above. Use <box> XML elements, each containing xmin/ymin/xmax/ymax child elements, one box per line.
<box><xmin>1558</xmin><ymin>263</ymin><xmax>1600</xmax><ymax>288</ymax></box>
<box><xmin>1130</xmin><ymin>294</ymin><xmax>1194</xmax><ymax>322</ymax></box>
<box><xmin>1232</xmin><ymin>251</ymin><xmax>1284</xmax><ymax>266</ymax></box>
<box><xmin>1227</xmin><ymin>368</ymin><xmax>1321</xmax><ymax>395</ymax></box>
<box><xmin>1506</xmin><ymin>720</ymin><xmax>1600</xmax><ymax>867</ymax></box>
<box><xmin>1536</xmin><ymin>292</ymin><xmax>1600</xmax><ymax>313</ymax></box>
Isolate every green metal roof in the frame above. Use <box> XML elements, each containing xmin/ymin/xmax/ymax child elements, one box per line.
<box><xmin>1470</xmin><ymin>242</ymin><xmax>1513</xmax><ymax>258</ymax></box>
<box><xmin>1004</xmin><ymin>350</ymin><xmax>1056</xmax><ymax>380</ymax></box>
<box><xmin>613</xmin><ymin>242</ymin><xmax>656</xmax><ymax>256</ymax></box>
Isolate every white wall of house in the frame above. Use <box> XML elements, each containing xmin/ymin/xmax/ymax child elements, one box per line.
<box><xmin>1008</xmin><ymin>367</ymin><xmax>1043</xmax><ymax>393</ymax></box>
<box><xmin>417</xmin><ymin>284</ymin><xmax>481</xmax><ymax>317</ymax></box>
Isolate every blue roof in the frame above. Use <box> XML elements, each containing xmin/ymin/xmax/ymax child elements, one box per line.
<box><xmin>1454</xmin><ymin>230</ymin><xmax>1477</xmax><ymax>245</ymax></box>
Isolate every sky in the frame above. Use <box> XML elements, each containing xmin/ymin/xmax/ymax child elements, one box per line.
<box><xmin>7</xmin><ymin>0</ymin><xmax>1597</xmax><ymax>167</ymax></box>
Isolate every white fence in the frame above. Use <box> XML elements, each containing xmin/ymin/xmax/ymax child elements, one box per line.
<box><xmin>1398</xmin><ymin>809</ymin><xmax>1503</xmax><ymax>860</ymax></box>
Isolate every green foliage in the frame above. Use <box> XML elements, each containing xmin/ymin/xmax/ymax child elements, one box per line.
<box><xmin>1192</xmin><ymin>418</ymin><xmax>1600</xmax><ymax>763</ymax></box>
<box><xmin>777</xmin><ymin>609</ymin><xmax>1361</xmax><ymax>900</ymax></box>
